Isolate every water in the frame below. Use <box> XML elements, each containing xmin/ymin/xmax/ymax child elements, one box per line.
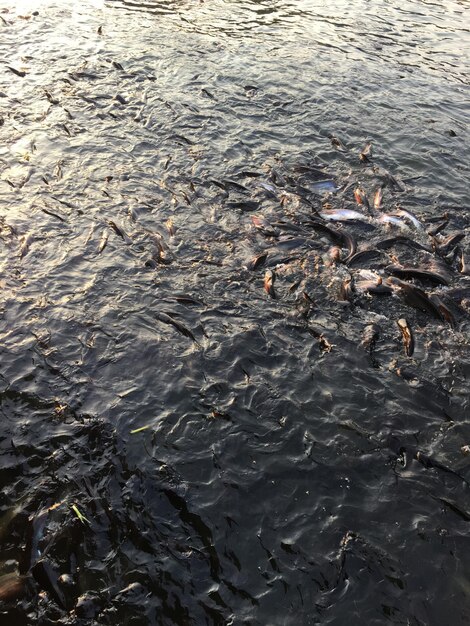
<box><xmin>0</xmin><ymin>0</ymin><xmax>469</xmax><ymax>624</ymax></box>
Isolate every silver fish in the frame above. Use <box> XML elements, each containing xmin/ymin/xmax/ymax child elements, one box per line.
<box><xmin>320</xmin><ymin>209</ymin><xmax>366</xmax><ymax>221</ymax></box>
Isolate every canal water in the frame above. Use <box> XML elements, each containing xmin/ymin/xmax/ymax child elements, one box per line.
<box><xmin>0</xmin><ymin>0</ymin><xmax>469</xmax><ymax>624</ymax></box>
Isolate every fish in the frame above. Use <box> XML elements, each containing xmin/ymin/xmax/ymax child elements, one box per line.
<box><xmin>308</xmin><ymin>219</ymin><xmax>356</xmax><ymax>260</ymax></box>
<box><xmin>434</xmin><ymin>232</ymin><xmax>465</xmax><ymax>256</ymax></box>
<box><xmin>330</xmin><ymin>136</ymin><xmax>347</xmax><ymax>151</ymax></box>
<box><xmin>247</xmin><ymin>253</ymin><xmax>268</xmax><ymax>271</ymax></box>
<box><xmin>354</xmin><ymin>186</ymin><xmax>369</xmax><ymax>209</ymax></box>
<box><xmin>385</xmin><ymin>264</ymin><xmax>449</xmax><ymax>286</ymax></box>
<box><xmin>155</xmin><ymin>311</ymin><xmax>196</xmax><ymax>341</ymax></box>
<box><xmin>98</xmin><ymin>230</ymin><xmax>108</xmax><ymax>253</ymax></box>
<box><xmin>355</xmin><ymin>279</ymin><xmax>393</xmax><ymax>295</ymax></box>
<box><xmin>251</xmin><ymin>215</ymin><xmax>279</xmax><ymax>237</ymax></box>
<box><xmin>427</xmin><ymin>218</ymin><xmax>449</xmax><ymax>237</ymax></box>
<box><xmin>43</xmin><ymin>90</ymin><xmax>59</xmax><ymax>105</ymax></box>
<box><xmin>361</xmin><ymin>323</ymin><xmax>380</xmax><ymax>352</ymax></box>
<box><xmin>308</xmin><ymin>327</ymin><xmax>333</xmax><ymax>353</ymax></box>
<box><xmin>428</xmin><ymin>294</ymin><xmax>455</xmax><ymax>327</ymax></box>
<box><xmin>387</xmin><ymin>277</ymin><xmax>444</xmax><ymax>320</ymax></box>
<box><xmin>227</xmin><ymin>200</ymin><xmax>260</xmax><ymax>212</ymax></box>
<box><xmin>310</xmin><ymin>180</ymin><xmax>338</xmax><ymax>194</ymax></box>
<box><xmin>346</xmin><ymin>249</ymin><xmax>384</xmax><ymax>267</ymax></box>
<box><xmin>373</xmin><ymin>187</ymin><xmax>383</xmax><ymax>209</ymax></box>
<box><xmin>377</xmin><ymin>214</ymin><xmax>407</xmax><ymax>229</ymax></box>
<box><xmin>458</xmin><ymin>248</ymin><xmax>470</xmax><ymax>275</ymax></box>
<box><xmin>394</xmin><ymin>208</ymin><xmax>423</xmax><ymax>230</ymax></box>
<box><xmin>414</xmin><ymin>450</ymin><xmax>470</xmax><ymax>486</ymax></box>
<box><xmin>397</xmin><ymin>318</ymin><xmax>414</xmax><ymax>356</ymax></box>
<box><xmin>319</xmin><ymin>209</ymin><xmax>366</xmax><ymax>222</ymax></box>
<box><xmin>264</xmin><ymin>270</ymin><xmax>276</xmax><ymax>298</ymax></box>
<box><xmin>201</xmin><ymin>88</ymin><xmax>215</xmax><ymax>99</ymax></box>
<box><xmin>432</xmin><ymin>496</ymin><xmax>470</xmax><ymax>522</ymax></box>
<box><xmin>327</xmin><ymin>246</ymin><xmax>342</xmax><ymax>264</ymax></box>
<box><xmin>375</xmin><ymin>236</ymin><xmax>432</xmax><ymax>253</ymax></box>
<box><xmin>7</xmin><ymin>66</ymin><xmax>27</xmax><ymax>77</ymax></box>
<box><xmin>32</xmin><ymin>560</ymin><xmax>67</xmax><ymax>608</ymax></box>
<box><xmin>115</xmin><ymin>94</ymin><xmax>127</xmax><ymax>105</ymax></box>
<box><xmin>257</xmin><ymin>181</ymin><xmax>277</xmax><ymax>195</ymax></box>
<box><xmin>165</xmin><ymin>218</ymin><xmax>176</xmax><ymax>237</ymax></box>
<box><xmin>19</xmin><ymin>234</ymin><xmax>33</xmax><ymax>258</ymax></box>
<box><xmin>41</xmin><ymin>208</ymin><xmax>66</xmax><ymax>222</ymax></box>
<box><xmin>173</xmin><ymin>295</ymin><xmax>203</xmax><ymax>306</ymax></box>
<box><xmin>339</xmin><ymin>278</ymin><xmax>354</xmax><ymax>302</ymax></box>
<box><xmin>359</xmin><ymin>142</ymin><xmax>372</xmax><ymax>162</ymax></box>
<box><xmin>108</xmin><ymin>220</ymin><xmax>131</xmax><ymax>243</ymax></box>
<box><xmin>112</xmin><ymin>61</ymin><xmax>124</xmax><ymax>70</ymax></box>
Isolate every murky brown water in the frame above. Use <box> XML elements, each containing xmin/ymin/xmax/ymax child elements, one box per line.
<box><xmin>0</xmin><ymin>0</ymin><xmax>469</xmax><ymax>624</ymax></box>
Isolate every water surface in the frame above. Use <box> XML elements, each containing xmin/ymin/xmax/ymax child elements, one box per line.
<box><xmin>0</xmin><ymin>0</ymin><xmax>469</xmax><ymax>624</ymax></box>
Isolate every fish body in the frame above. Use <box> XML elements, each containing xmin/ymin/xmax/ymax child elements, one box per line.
<box><xmin>397</xmin><ymin>318</ymin><xmax>414</xmax><ymax>356</ymax></box>
<box><xmin>377</xmin><ymin>214</ymin><xmax>407</xmax><ymax>229</ymax></box>
<box><xmin>264</xmin><ymin>270</ymin><xmax>276</xmax><ymax>298</ymax></box>
<box><xmin>359</xmin><ymin>142</ymin><xmax>372</xmax><ymax>162</ymax></box>
<box><xmin>310</xmin><ymin>180</ymin><xmax>338</xmax><ymax>194</ymax></box>
<box><xmin>251</xmin><ymin>215</ymin><xmax>279</xmax><ymax>237</ymax></box>
<box><xmin>386</xmin><ymin>265</ymin><xmax>449</xmax><ymax>286</ymax></box>
<box><xmin>373</xmin><ymin>187</ymin><xmax>383</xmax><ymax>209</ymax></box>
<box><xmin>395</xmin><ymin>208</ymin><xmax>422</xmax><ymax>230</ymax></box>
<box><xmin>319</xmin><ymin>209</ymin><xmax>366</xmax><ymax>222</ymax></box>
<box><xmin>155</xmin><ymin>311</ymin><xmax>196</xmax><ymax>341</ymax></box>
<box><xmin>387</xmin><ymin>277</ymin><xmax>443</xmax><ymax>320</ymax></box>
<box><xmin>362</xmin><ymin>323</ymin><xmax>380</xmax><ymax>351</ymax></box>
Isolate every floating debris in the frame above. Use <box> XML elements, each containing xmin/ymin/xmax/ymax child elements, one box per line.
<box><xmin>71</xmin><ymin>504</ymin><xmax>90</xmax><ymax>525</ymax></box>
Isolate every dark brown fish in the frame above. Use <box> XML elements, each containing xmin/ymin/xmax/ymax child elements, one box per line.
<box><xmin>428</xmin><ymin>294</ymin><xmax>455</xmax><ymax>327</ymax></box>
<box><xmin>251</xmin><ymin>215</ymin><xmax>279</xmax><ymax>237</ymax></box>
<box><xmin>434</xmin><ymin>232</ymin><xmax>465</xmax><ymax>256</ymax></box>
<box><xmin>308</xmin><ymin>327</ymin><xmax>333</xmax><ymax>353</ymax></box>
<box><xmin>427</xmin><ymin>218</ymin><xmax>449</xmax><ymax>237</ymax></box>
<box><xmin>108</xmin><ymin>220</ymin><xmax>131</xmax><ymax>243</ymax></box>
<box><xmin>155</xmin><ymin>311</ymin><xmax>196</xmax><ymax>341</ymax></box>
<box><xmin>330</xmin><ymin>136</ymin><xmax>347</xmax><ymax>151</ymax></box>
<box><xmin>361</xmin><ymin>323</ymin><xmax>379</xmax><ymax>351</ymax></box>
<box><xmin>339</xmin><ymin>278</ymin><xmax>353</xmax><ymax>302</ymax></box>
<box><xmin>7</xmin><ymin>66</ymin><xmax>26</xmax><ymax>77</ymax></box>
<box><xmin>386</xmin><ymin>264</ymin><xmax>449</xmax><ymax>286</ymax></box>
<box><xmin>458</xmin><ymin>248</ymin><xmax>470</xmax><ymax>275</ymax></box>
<box><xmin>174</xmin><ymin>295</ymin><xmax>203</xmax><ymax>306</ymax></box>
<box><xmin>387</xmin><ymin>277</ymin><xmax>443</xmax><ymax>320</ymax></box>
<box><xmin>112</xmin><ymin>60</ymin><xmax>124</xmax><ymax>70</ymax></box>
<box><xmin>375</xmin><ymin>236</ymin><xmax>433</xmax><ymax>253</ymax></box>
<box><xmin>97</xmin><ymin>25</ymin><xmax>103</xmax><ymax>35</ymax></box>
<box><xmin>115</xmin><ymin>94</ymin><xmax>127</xmax><ymax>105</ymax></box>
<box><xmin>247</xmin><ymin>252</ymin><xmax>267</xmax><ymax>271</ymax></box>
<box><xmin>359</xmin><ymin>142</ymin><xmax>372</xmax><ymax>162</ymax></box>
<box><xmin>201</xmin><ymin>88</ymin><xmax>215</xmax><ymax>99</ymax></box>
<box><xmin>308</xmin><ymin>219</ymin><xmax>357</xmax><ymax>260</ymax></box>
<box><xmin>264</xmin><ymin>270</ymin><xmax>275</xmax><ymax>298</ymax></box>
<box><xmin>346</xmin><ymin>249</ymin><xmax>384</xmax><ymax>267</ymax></box>
<box><xmin>41</xmin><ymin>207</ymin><xmax>66</xmax><ymax>222</ymax></box>
<box><xmin>43</xmin><ymin>89</ymin><xmax>59</xmax><ymax>104</ymax></box>
<box><xmin>397</xmin><ymin>318</ymin><xmax>414</xmax><ymax>356</ymax></box>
